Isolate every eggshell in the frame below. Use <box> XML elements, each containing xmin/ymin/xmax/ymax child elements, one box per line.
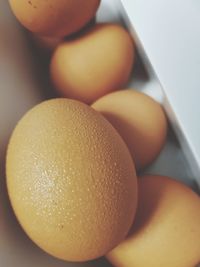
<box><xmin>92</xmin><ymin>89</ymin><xmax>167</xmax><ymax>170</ymax></box>
<box><xmin>107</xmin><ymin>175</ymin><xmax>200</xmax><ymax>267</ymax></box>
<box><xmin>50</xmin><ymin>24</ymin><xmax>135</xmax><ymax>104</ymax></box>
<box><xmin>9</xmin><ymin>0</ymin><xmax>100</xmax><ymax>37</ymax></box>
<box><xmin>6</xmin><ymin>98</ymin><xmax>137</xmax><ymax>262</ymax></box>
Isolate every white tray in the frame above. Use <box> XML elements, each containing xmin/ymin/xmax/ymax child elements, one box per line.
<box><xmin>0</xmin><ymin>0</ymin><xmax>198</xmax><ymax>266</ymax></box>
<box><xmin>120</xmin><ymin>0</ymin><xmax>200</xmax><ymax>184</ymax></box>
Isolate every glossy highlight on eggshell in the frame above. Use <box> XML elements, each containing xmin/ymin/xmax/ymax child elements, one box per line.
<box><xmin>6</xmin><ymin>98</ymin><xmax>137</xmax><ymax>262</ymax></box>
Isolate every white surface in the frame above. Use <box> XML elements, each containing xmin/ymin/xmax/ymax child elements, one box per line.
<box><xmin>0</xmin><ymin>0</ymin><xmax>198</xmax><ymax>266</ymax></box>
<box><xmin>120</xmin><ymin>0</ymin><xmax>200</xmax><ymax>184</ymax></box>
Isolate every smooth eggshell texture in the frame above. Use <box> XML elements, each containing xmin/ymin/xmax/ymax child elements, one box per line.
<box><xmin>6</xmin><ymin>98</ymin><xmax>137</xmax><ymax>262</ymax></box>
<box><xmin>50</xmin><ymin>24</ymin><xmax>135</xmax><ymax>104</ymax></box>
<box><xmin>92</xmin><ymin>89</ymin><xmax>167</xmax><ymax>170</ymax></box>
<box><xmin>107</xmin><ymin>175</ymin><xmax>200</xmax><ymax>267</ymax></box>
<box><xmin>9</xmin><ymin>0</ymin><xmax>100</xmax><ymax>37</ymax></box>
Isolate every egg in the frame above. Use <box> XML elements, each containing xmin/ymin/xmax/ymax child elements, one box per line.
<box><xmin>9</xmin><ymin>0</ymin><xmax>100</xmax><ymax>37</ymax></box>
<box><xmin>50</xmin><ymin>24</ymin><xmax>135</xmax><ymax>104</ymax></box>
<box><xmin>6</xmin><ymin>98</ymin><xmax>137</xmax><ymax>262</ymax></box>
<box><xmin>107</xmin><ymin>175</ymin><xmax>200</xmax><ymax>267</ymax></box>
<box><xmin>92</xmin><ymin>90</ymin><xmax>167</xmax><ymax>170</ymax></box>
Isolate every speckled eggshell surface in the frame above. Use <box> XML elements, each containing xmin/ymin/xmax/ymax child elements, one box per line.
<box><xmin>6</xmin><ymin>98</ymin><xmax>137</xmax><ymax>262</ymax></box>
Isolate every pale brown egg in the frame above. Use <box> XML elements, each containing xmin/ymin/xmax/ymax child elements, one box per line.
<box><xmin>92</xmin><ymin>90</ymin><xmax>167</xmax><ymax>170</ymax></box>
<box><xmin>50</xmin><ymin>24</ymin><xmax>135</xmax><ymax>104</ymax></box>
<box><xmin>6</xmin><ymin>98</ymin><xmax>137</xmax><ymax>262</ymax></box>
<box><xmin>9</xmin><ymin>0</ymin><xmax>100</xmax><ymax>37</ymax></box>
<box><xmin>107</xmin><ymin>175</ymin><xmax>200</xmax><ymax>267</ymax></box>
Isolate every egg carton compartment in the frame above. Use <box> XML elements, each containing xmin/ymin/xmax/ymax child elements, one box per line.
<box><xmin>0</xmin><ymin>0</ymin><xmax>198</xmax><ymax>267</ymax></box>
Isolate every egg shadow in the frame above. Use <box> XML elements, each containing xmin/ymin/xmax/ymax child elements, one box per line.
<box><xmin>126</xmin><ymin>177</ymin><xmax>166</xmax><ymax>238</ymax></box>
<box><xmin>130</xmin><ymin>49</ymin><xmax>149</xmax><ymax>85</ymax></box>
<box><xmin>24</xmin><ymin>30</ymin><xmax>59</xmax><ymax>100</ymax></box>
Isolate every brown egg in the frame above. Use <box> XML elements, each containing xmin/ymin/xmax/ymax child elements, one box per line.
<box><xmin>107</xmin><ymin>175</ymin><xmax>200</xmax><ymax>267</ymax></box>
<box><xmin>9</xmin><ymin>0</ymin><xmax>100</xmax><ymax>37</ymax></box>
<box><xmin>6</xmin><ymin>98</ymin><xmax>137</xmax><ymax>262</ymax></box>
<box><xmin>92</xmin><ymin>90</ymin><xmax>167</xmax><ymax>170</ymax></box>
<box><xmin>50</xmin><ymin>24</ymin><xmax>135</xmax><ymax>104</ymax></box>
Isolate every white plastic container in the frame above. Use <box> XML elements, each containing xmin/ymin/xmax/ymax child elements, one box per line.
<box><xmin>0</xmin><ymin>0</ymin><xmax>198</xmax><ymax>266</ymax></box>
